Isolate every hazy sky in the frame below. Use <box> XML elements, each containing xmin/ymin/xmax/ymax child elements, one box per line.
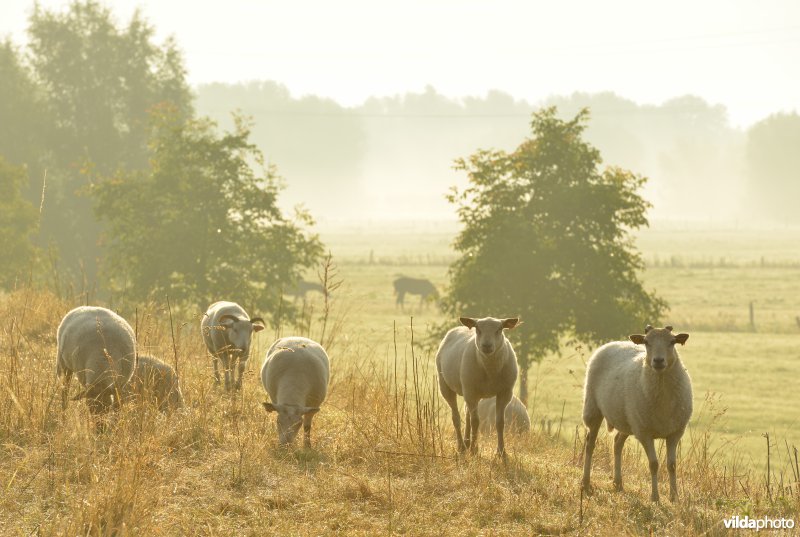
<box><xmin>2</xmin><ymin>0</ymin><xmax>800</xmax><ymax>128</ymax></box>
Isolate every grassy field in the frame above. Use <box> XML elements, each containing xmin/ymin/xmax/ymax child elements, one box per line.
<box><xmin>1</xmin><ymin>224</ymin><xmax>799</xmax><ymax>535</ymax></box>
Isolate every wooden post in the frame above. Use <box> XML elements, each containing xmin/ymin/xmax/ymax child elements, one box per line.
<box><xmin>749</xmin><ymin>301</ymin><xmax>755</xmax><ymax>332</ymax></box>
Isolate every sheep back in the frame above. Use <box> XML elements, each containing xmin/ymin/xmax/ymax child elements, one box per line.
<box><xmin>477</xmin><ymin>396</ymin><xmax>531</xmax><ymax>434</ymax></box>
<box><xmin>129</xmin><ymin>354</ymin><xmax>184</xmax><ymax>410</ymax></box>
<box><xmin>261</xmin><ymin>337</ymin><xmax>330</xmax><ymax>408</ymax></box>
<box><xmin>56</xmin><ymin>306</ymin><xmax>136</xmax><ymax>400</ymax></box>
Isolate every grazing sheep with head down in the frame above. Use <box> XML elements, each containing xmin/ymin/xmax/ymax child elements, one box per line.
<box><xmin>473</xmin><ymin>395</ymin><xmax>530</xmax><ymax>435</ymax></box>
<box><xmin>581</xmin><ymin>325</ymin><xmax>692</xmax><ymax>502</ymax></box>
<box><xmin>56</xmin><ymin>306</ymin><xmax>136</xmax><ymax>414</ymax></box>
<box><xmin>436</xmin><ymin>316</ymin><xmax>520</xmax><ymax>458</ymax></box>
<box><xmin>201</xmin><ymin>301</ymin><xmax>265</xmax><ymax>391</ymax></box>
<box><xmin>128</xmin><ymin>354</ymin><xmax>184</xmax><ymax>411</ymax></box>
<box><xmin>260</xmin><ymin>337</ymin><xmax>330</xmax><ymax>447</ymax></box>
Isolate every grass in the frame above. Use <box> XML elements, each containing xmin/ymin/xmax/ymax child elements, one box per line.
<box><xmin>1</xmin><ymin>225</ymin><xmax>799</xmax><ymax>534</ymax></box>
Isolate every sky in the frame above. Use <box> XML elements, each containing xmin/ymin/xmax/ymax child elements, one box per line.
<box><xmin>2</xmin><ymin>0</ymin><xmax>800</xmax><ymax>129</ymax></box>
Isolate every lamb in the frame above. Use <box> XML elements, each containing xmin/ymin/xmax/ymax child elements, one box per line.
<box><xmin>260</xmin><ymin>336</ymin><xmax>330</xmax><ymax>447</ymax></box>
<box><xmin>128</xmin><ymin>354</ymin><xmax>184</xmax><ymax>411</ymax></box>
<box><xmin>473</xmin><ymin>395</ymin><xmax>531</xmax><ymax>435</ymax></box>
<box><xmin>436</xmin><ymin>316</ymin><xmax>520</xmax><ymax>457</ymax></box>
<box><xmin>201</xmin><ymin>301</ymin><xmax>265</xmax><ymax>391</ymax></box>
<box><xmin>56</xmin><ymin>306</ymin><xmax>137</xmax><ymax>414</ymax></box>
<box><xmin>581</xmin><ymin>325</ymin><xmax>692</xmax><ymax>502</ymax></box>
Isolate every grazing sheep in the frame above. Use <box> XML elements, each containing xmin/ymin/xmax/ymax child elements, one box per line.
<box><xmin>56</xmin><ymin>306</ymin><xmax>136</xmax><ymax>414</ymax></box>
<box><xmin>201</xmin><ymin>301</ymin><xmax>265</xmax><ymax>391</ymax></box>
<box><xmin>260</xmin><ymin>337</ymin><xmax>330</xmax><ymax>447</ymax></box>
<box><xmin>581</xmin><ymin>325</ymin><xmax>692</xmax><ymax>502</ymax></box>
<box><xmin>436</xmin><ymin>316</ymin><xmax>520</xmax><ymax>457</ymax></box>
<box><xmin>473</xmin><ymin>395</ymin><xmax>531</xmax><ymax>435</ymax></box>
<box><xmin>128</xmin><ymin>354</ymin><xmax>184</xmax><ymax>411</ymax></box>
<box><xmin>393</xmin><ymin>277</ymin><xmax>438</xmax><ymax>310</ymax></box>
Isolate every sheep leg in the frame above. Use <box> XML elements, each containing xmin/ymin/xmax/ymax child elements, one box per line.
<box><xmin>439</xmin><ymin>381</ymin><xmax>466</xmax><ymax>452</ymax></box>
<box><xmin>613</xmin><ymin>432</ymin><xmax>629</xmax><ymax>491</ymax></box>
<box><xmin>495</xmin><ymin>390</ymin><xmax>513</xmax><ymax>459</ymax></box>
<box><xmin>60</xmin><ymin>370</ymin><xmax>73</xmax><ymax>411</ymax></box>
<box><xmin>639</xmin><ymin>435</ymin><xmax>660</xmax><ymax>502</ymax></box>
<box><xmin>303</xmin><ymin>413</ymin><xmax>314</xmax><ymax>448</ymax></box>
<box><xmin>465</xmin><ymin>397</ymin><xmax>480</xmax><ymax>455</ymax></box>
<box><xmin>235</xmin><ymin>358</ymin><xmax>246</xmax><ymax>391</ymax></box>
<box><xmin>212</xmin><ymin>356</ymin><xmax>221</xmax><ymax>386</ymax></box>
<box><xmin>666</xmin><ymin>432</ymin><xmax>681</xmax><ymax>501</ymax></box>
<box><xmin>222</xmin><ymin>354</ymin><xmax>232</xmax><ymax>392</ymax></box>
<box><xmin>581</xmin><ymin>418</ymin><xmax>602</xmax><ymax>494</ymax></box>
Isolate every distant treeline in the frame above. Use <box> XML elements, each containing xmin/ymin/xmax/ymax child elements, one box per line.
<box><xmin>195</xmin><ymin>83</ymin><xmax>800</xmax><ymax>224</ymax></box>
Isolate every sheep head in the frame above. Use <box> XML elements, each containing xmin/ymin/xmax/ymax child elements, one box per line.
<box><xmin>460</xmin><ymin>316</ymin><xmax>520</xmax><ymax>357</ymax></box>
<box><xmin>630</xmin><ymin>326</ymin><xmax>689</xmax><ymax>371</ymax></box>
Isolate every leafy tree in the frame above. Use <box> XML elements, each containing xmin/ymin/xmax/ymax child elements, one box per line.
<box><xmin>0</xmin><ymin>158</ymin><xmax>38</xmax><ymax>289</ymax></box>
<box><xmin>93</xmin><ymin>108</ymin><xmax>323</xmax><ymax>316</ymax></box>
<box><xmin>24</xmin><ymin>0</ymin><xmax>193</xmax><ymax>284</ymax></box>
<box><xmin>443</xmin><ymin>107</ymin><xmax>666</xmax><ymax>402</ymax></box>
<box><xmin>746</xmin><ymin>112</ymin><xmax>800</xmax><ymax>224</ymax></box>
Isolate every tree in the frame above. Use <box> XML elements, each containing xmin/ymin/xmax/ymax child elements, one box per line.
<box><xmin>93</xmin><ymin>108</ymin><xmax>323</xmax><ymax>316</ymax></box>
<box><xmin>443</xmin><ymin>107</ymin><xmax>666</xmax><ymax>403</ymax></box>
<box><xmin>746</xmin><ymin>112</ymin><xmax>800</xmax><ymax>224</ymax></box>
<box><xmin>0</xmin><ymin>158</ymin><xmax>38</xmax><ymax>289</ymax></box>
<box><xmin>25</xmin><ymin>0</ymin><xmax>193</xmax><ymax>284</ymax></box>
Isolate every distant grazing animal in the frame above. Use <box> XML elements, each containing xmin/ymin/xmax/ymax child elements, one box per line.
<box><xmin>261</xmin><ymin>337</ymin><xmax>330</xmax><ymax>447</ymax></box>
<box><xmin>472</xmin><ymin>395</ymin><xmax>530</xmax><ymax>435</ymax></box>
<box><xmin>56</xmin><ymin>306</ymin><xmax>136</xmax><ymax>414</ymax></box>
<box><xmin>201</xmin><ymin>301</ymin><xmax>265</xmax><ymax>391</ymax></box>
<box><xmin>436</xmin><ymin>316</ymin><xmax>520</xmax><ymax>458</ymax></box>
<box><xmin>285</xmin><ymin>280</ymin><xmax>325</xmax><ymax>302</ymax></box>
<box><xmin>581</xmin><ymin>325</ymin><xmax>692</xmax><ymax>502</ymax></box>
<box><xmin>128</xmin><ymin>354</ymin><xmax>184</xmax><ymax>412</ymax></box>
<box><xmin>393</xmin><ymin>277</ymin><xmax>438</xmax><ymax>309</ymax></box>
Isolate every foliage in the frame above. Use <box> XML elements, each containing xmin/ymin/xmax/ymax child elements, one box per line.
<box><xmin>0</xmin><ymin>158</ymin><xmax>38</xmax><ymax>289</ymax></box>
<box><xmin>22</xmin><ymin>0</ymin><xmax>193</xmax><ymax>283</ymax></box>
<box><xmin>443</xmin><ymin>107</ymin><xmax>666</xmax><ymax>397</ymax></box>
<box><xmin>746</xmin><ymin>112</ymin><xmax>800</xmax><ymax>224</ymax></box>
<box><xmin>93</xmin><ymin>108</ymin><xmax>323</xmax><ymax>316</ymax></box>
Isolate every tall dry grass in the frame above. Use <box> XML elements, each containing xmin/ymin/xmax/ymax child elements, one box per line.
<box><xmin>0</xmin><ymin>286</ymin><xmax>798</xmax><ymax>535</ymax></box>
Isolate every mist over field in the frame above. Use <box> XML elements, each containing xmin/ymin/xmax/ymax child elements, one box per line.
<box><xmin>1</xmin><ymin>1</ymin><xmax>799</xmax><ymax>535</ymax></box>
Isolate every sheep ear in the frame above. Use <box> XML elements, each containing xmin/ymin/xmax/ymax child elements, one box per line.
<box><xmin>665</xmin><ymin>325</ymin><xmax>673</xmax><ymax>332</ymax></box>
<box><xmin>250</xmin><ymin>317</ymin><xmax>266</xmax><ymax>332</ymax></box>
<box><xmin>674</xmin><ymin>333</ymin><xmax>689</xmax><ymax>345</ymax></box>
<box><xmin>644</xmin><ymin>325</ymin><xmax>654</xmax><ymax>333</ymax></box>
<box><xmin>459</xmin><ymin>317</ymin><xmax>477</xmax><ymax>328</ymax></box>
<box><xmin>263</xmin><ymin>402</ymin><xmax>278</xmax><ymax>413</ymax></box>
<box><xmin>502</xmin><ymin>318</ymin><xmax>520</xmax><ymax>330</ymax></box>
<box><xmin>630</xmin><ymin>334</ymin><xmax>646</xmax><ymax>345</ymax></box>
<box><xmin>301</xmin><ymin>406</ymin><xmax>320</xmax><ymax>416</ymax></box>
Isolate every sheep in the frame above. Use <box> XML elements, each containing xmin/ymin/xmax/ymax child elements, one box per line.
<box><xmin>56</xmin><ymin>306</ymin><xmax>137</xmax><ymax>414</ymax></box>
<box><xmin>436</xmin><ymin>316</ymin><xmax>520</xmax><ymax>457</ymax></box>
<box><xmin>201</xmin><ymin>301</ymin><xmax>265</xmax><ymax>391</ymax></box>
<box><xmin>472</xmin><ymin>395</ymin><xmax>531</xmax><ymax>435</ymax></box>
<box><xmin>581</xmin><ymin>325</ymin><xmax>692</xmax><ymax>502</ymax></box>
<box><xmin>260</xmin><ymin>336</ymin><xmax>330</xmax><ymax>447</ymax></box>
<box><xmin>127</xmin><ymin>354</ymin><xmax>184</xmax><ymax>411</ymax></box>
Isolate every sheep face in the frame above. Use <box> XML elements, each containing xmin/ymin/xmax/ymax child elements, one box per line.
<box><xmin>166</xmin><ymin>378</ymin><xmax>185</xmax><ymax>410</ymax></box>
<box><xmin>460</xmin><ymin>317</ymin><xmax>520</xmax><ymax>357</ymax></box>
<box><xmin>218</xmin><ymin>315</ymin><xmax>265</xmax><ymax>359</ymax></box>
<box><xmin>263</xmin><ymin>402</ymin><xmax>320</xmax><ymax>445</ymax></box>
<box><xmin>629</xmin><ymin>325</ymin><xmax>689</xmax><ymax>371</ymax></box>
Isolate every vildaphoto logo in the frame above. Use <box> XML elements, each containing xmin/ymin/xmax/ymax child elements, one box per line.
<box><xmin>723</xmin><ymin>515</ymin><xmax>795</xmax><ymax>531</ymax></box>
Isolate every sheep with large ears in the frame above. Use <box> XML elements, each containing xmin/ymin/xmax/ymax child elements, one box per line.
<box><xmin>581</xmin><ymin>325</ymin><xmax>692</xmax><ymax>502</ymax></box>
<box><xmin>201</xmin><ymin>301</ymin><xmax>265</xmax><ymax>391</ymax></box>
<box><xmin>436</xmin><ymin>316</ymin><xmax>520</xmax><ymax>458</ymax></box>
<box><xmin>260</xmin><ymin>337</ymin><xmax>330</xmax><ymax>448</ymax></box>
<box><xmin>56</xmin><ymin>306</ymin><xmax>136</xmax><ymax>414</ymax></box>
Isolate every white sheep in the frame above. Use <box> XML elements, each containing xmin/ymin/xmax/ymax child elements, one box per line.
<box><xmin>260</xmin><ymin>337</ymin><xmax>330</xmax><ymax>447</ymax></box>
<box><xmin>436</xmin><ymin>316</ymin><xmax>520</xmax><ymax>457</ymax></box>
<box><xmin>473</xmin><ymin>395</ymin><xmax>531</xmax><ymax>435</ymax></box>
<box><xmin>128</xmin><ymin>354</ymin><xmax>184</xmax><ymax>411</ymax></box>
<box><xmin>56</xmin><ymin>306</ymin><xmax>136</xmax><ymax>414</ymax></box>
<box><xmin>201</xmin><ymin>301</ymin><xmax>265</xmax><ymax>391</ymax></box>
<box><xmin>581</xmin><ymin>325</ymin><xmax>692</xmax><ymax>502</ymax></box>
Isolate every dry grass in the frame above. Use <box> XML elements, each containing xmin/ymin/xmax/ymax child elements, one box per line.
<box><xmin>1</xmin><ymin>287</ymin><xmax>798</xmax><ymax>536</ymax></box>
